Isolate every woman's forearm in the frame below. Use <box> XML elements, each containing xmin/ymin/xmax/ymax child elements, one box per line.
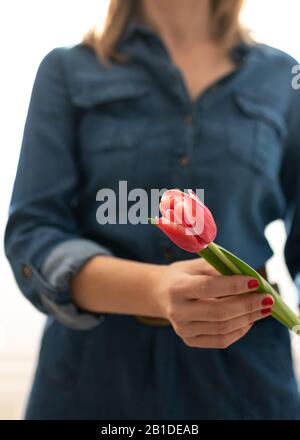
<box><xmin>71</xmin><ymin>256</ymin><xmax>167</xmax><ymax>318</ymax></box>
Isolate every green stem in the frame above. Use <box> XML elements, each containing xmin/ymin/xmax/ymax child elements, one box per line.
<box><xmin>271</xmin><ymin>309</ymin><xmax>290</xmax><ymax>328</ymax></box>
<box><xmin>207</xmin><ymin>242</ymin><xmax>242</xmax><ymax>275</ymax></box>
<box><xmin>198</xmin><ymin>247</ymin><xmax>233</xmax><ymax>275</ymax></box>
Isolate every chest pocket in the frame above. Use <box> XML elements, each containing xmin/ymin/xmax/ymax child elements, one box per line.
<box><xmin>75</xmin><ymin>78</ymin><xmax>151</xmax><ymax>153</ymax></box>
<box><xmin>227</xmin><ymin>91</ymin><xmax>288</xmax><ymax>179</ymax></box>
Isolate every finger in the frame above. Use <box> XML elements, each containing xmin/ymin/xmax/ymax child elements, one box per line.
<box><xmin>180</xmin><ymin>293</ymin><xmax>274</xmax><ymax>322</ymax></box>
<box><xmin>177</xmin><ymin>308</ymin><xmax>272</xmax><ymax>338</ymax></box>
<box><xmin>184</xmin><ymin>324</ymin><xmax>250</xmax><ymax>349</ymax></box>
<box><xmin>216</xmin><ymin>293</ymin><xmax>275</xmax><ymax>320</ymax></box>
<box><xmin>186</xmin><ymin>274</ymin><xmax>260</xmax><ymax>299</ymax></box>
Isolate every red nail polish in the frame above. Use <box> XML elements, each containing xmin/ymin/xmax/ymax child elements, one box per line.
<box><xmin>262</xmin><ymin>297</ymin><xmax>274</xmax><ymax>307</ymax></box>
<box><xmin>261</xmin><ymin>308</ymin><xmax>272</xmax><ymax>315</ymax></box>
<box><xmin>248</xmin><ymin>279</ymin><xmax>259</xmax><ymax>289</ymax></box>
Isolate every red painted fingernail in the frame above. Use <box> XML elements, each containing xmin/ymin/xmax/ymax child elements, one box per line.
<box><xmin>262</xmin><ymin>296</ymin><xmax>274</xmax><ymax>307</ymax></box>
<box><xmin>261</xmin><ymin>307</ymin><xmax>272</xmax><ymax>315</ymax></box>
<box><xmin>248</xmin><ymin>279</ymin><xmax>259</xmax><ymax>289</ymax></box>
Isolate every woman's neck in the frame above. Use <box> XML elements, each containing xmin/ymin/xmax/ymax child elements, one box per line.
<box><xmin>136</xmin><ymin>0</ymin><xmax>236</xmax><ymax>102</ymax></box>
<box><xmin>137</xmin><ymin>0</ymin><xmax>213</xmax><ymax>49</ymax></box>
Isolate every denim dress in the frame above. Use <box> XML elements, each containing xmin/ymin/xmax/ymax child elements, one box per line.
<box><xmin>5</xmin><ymin>22</ymin><xmax>300</xmax><ymax>419</ymax></box>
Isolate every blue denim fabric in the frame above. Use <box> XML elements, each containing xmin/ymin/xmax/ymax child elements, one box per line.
<box><xmin>4</xmin><ymin>22</ymin><xmax>300</xmax><ymax>419</ymax></box>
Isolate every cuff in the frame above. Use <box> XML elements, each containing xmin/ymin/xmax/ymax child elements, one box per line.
<box><xmin>37</xmin><ymin>238</ymin><xmax>113</xmax><ymax>330</ymax></box>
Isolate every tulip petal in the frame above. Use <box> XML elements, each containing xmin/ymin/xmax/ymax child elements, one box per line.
<box><xmin>158</xmin><ymin>188</ymin><xmax>217</xmax><ymax>249</ymax></box>
<box><xmin>160</xmin><ymin>189</ymin><xmax>184</xmax><ymax>217</ymax></box>
<box><xmin>156</xmin><ymin>218</ymin><xmax>206</xmax><ymax>253</ymax></box>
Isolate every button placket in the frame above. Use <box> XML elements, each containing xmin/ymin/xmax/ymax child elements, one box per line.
<box><xmin>177</xmin><ymin>104</ymin><xmax>197</xmax><ymax>173</ymax></box>
<box><xmin>163</xmin><ymin>248</ymin><xmax>173</xmax><ymax>262</ymax></box>
<box><xmin>161</xmin><ymin>240</ymin><xmax>174</xmax><ymax>263</ymax></box>
<box><xmin>184</xmin><ymin>114</ymin><xmax>193</xmax><ymax>125</ymax></box>
<box><xmin>178</xmin><ymin>155</ymin><xmax>190</xmax><ymax>167</ymax></box>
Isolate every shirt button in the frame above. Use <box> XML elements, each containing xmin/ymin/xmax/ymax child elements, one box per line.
<box><xmin>163</xmin><ymin>249</ymin><xmax>173</xmax><ymax>261</ymax></box>
<box><xmin>178</xmin><ymin>155</ymin><xmax>190</xmax><ymax>167</ymax></box>
<box><xmin>184</xmin><ymin>114</ymin><xmax>193</xmax><ymax>124</ymax></box>
<box><xmin>22</xmin><ymin>265</ymin><xmax>33</xmax><ymax>278</ymax></box>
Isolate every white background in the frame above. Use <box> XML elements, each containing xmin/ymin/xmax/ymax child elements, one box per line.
<box><xmin>0</xmin><ymin>0</ymin><xmax>300</xmax><ymax>419</ymax></box>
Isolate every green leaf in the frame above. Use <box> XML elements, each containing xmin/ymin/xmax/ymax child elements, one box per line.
<box><xmin>213</xmin><ymin>244</ymin><xmax>300</xmax><ymax>332</ymax></box>
<box><xmin>216</xmin><ymin>245</ymin><xmax>265</xmax><ymax>281</ymax></box>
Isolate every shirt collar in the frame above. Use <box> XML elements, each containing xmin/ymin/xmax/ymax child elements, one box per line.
<box><xmin>121</xmin><ymin>19</ymin><xmax>253</xmax><ymax>64</ymax></box>
<box><xmin>229</xmin><ymin>40</ymin><xmax>252</xmax><ymax>64</ymax></box>
<box><xmin>121</xmin><ymin>19</ymin><xmax>156</xmax><ymax>44</ymax></box>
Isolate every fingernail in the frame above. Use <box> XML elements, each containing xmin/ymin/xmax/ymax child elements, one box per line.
<box><xmin>248</xmin><ymin>279</ymin><xmax>259</xmax><ymax>289</ymax></box>
<box><xmin>261</xmin><ymin>307</ymin><xmax>272</xmax><ymax>315</ymax></box>
<box><xmin>262</xmin><ymin>296</ymin><xmax>274</xmax><ymax>307</ymax></box>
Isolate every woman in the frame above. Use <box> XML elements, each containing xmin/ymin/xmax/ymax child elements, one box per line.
<box><xmin>5</xmin><ymin>0</ymin><xmax>300</xmax><ymax>419</ymax></box>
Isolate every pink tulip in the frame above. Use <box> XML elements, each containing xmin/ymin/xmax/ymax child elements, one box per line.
<box><xmin>151</xmin><ymin>189</ymin><xmax>300</xmax><ymax>334</ymax></box>
<box><xmin>155</xmin><ymin>189</ymin><xmax>217</xmax><ymax>253</ymax></box>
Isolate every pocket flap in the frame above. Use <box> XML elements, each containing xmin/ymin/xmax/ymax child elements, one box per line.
<box><xmin>72</xmin><ymin>76</ymin><xmax>150</xmax><ymax>108</ymax></box>
<box><xmin>235</xmin><ymin>91</ymin><xmax>287</xmax><ymax>138</ymax></box>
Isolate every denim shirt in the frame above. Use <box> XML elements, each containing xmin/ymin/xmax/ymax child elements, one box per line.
<box><xmin>5</xmin><ymin>23</ymin><xmax>300</xmax><ymax>419</ymax></box>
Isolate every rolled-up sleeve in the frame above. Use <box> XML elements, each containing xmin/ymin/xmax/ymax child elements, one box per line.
<box><xmin>4</xmin><ymin>48</ymin><xmax>112</xmax><ymax>329</ymax></box>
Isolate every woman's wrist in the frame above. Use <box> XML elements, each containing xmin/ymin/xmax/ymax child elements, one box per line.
<box><xmin>145</xmin><ymin>263</ymin><xmax>169</xmax><ymax>319</ymax></box>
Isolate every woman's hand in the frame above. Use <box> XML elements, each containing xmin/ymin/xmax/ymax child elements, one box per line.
<box><xmin>154</xmin><ymin>258</ymin><xmax>274</xmax><ymax>349</ymax></box>
<box><xmin>71</xmin><ymin>255</ymin><xmax>273</xmax><ymax>349</ymax></box>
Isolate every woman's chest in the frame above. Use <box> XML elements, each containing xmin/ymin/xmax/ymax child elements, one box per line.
<box><xmin>76</xmin><ymin>81</ymin><xmax>288</xmax><ymax>193</ymax></box>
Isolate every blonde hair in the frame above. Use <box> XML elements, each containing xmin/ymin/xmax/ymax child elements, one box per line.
<box><xmin>83</xmin><ymin>0</ymin><xmax>248</xmax><ymax>62</ymax></box>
